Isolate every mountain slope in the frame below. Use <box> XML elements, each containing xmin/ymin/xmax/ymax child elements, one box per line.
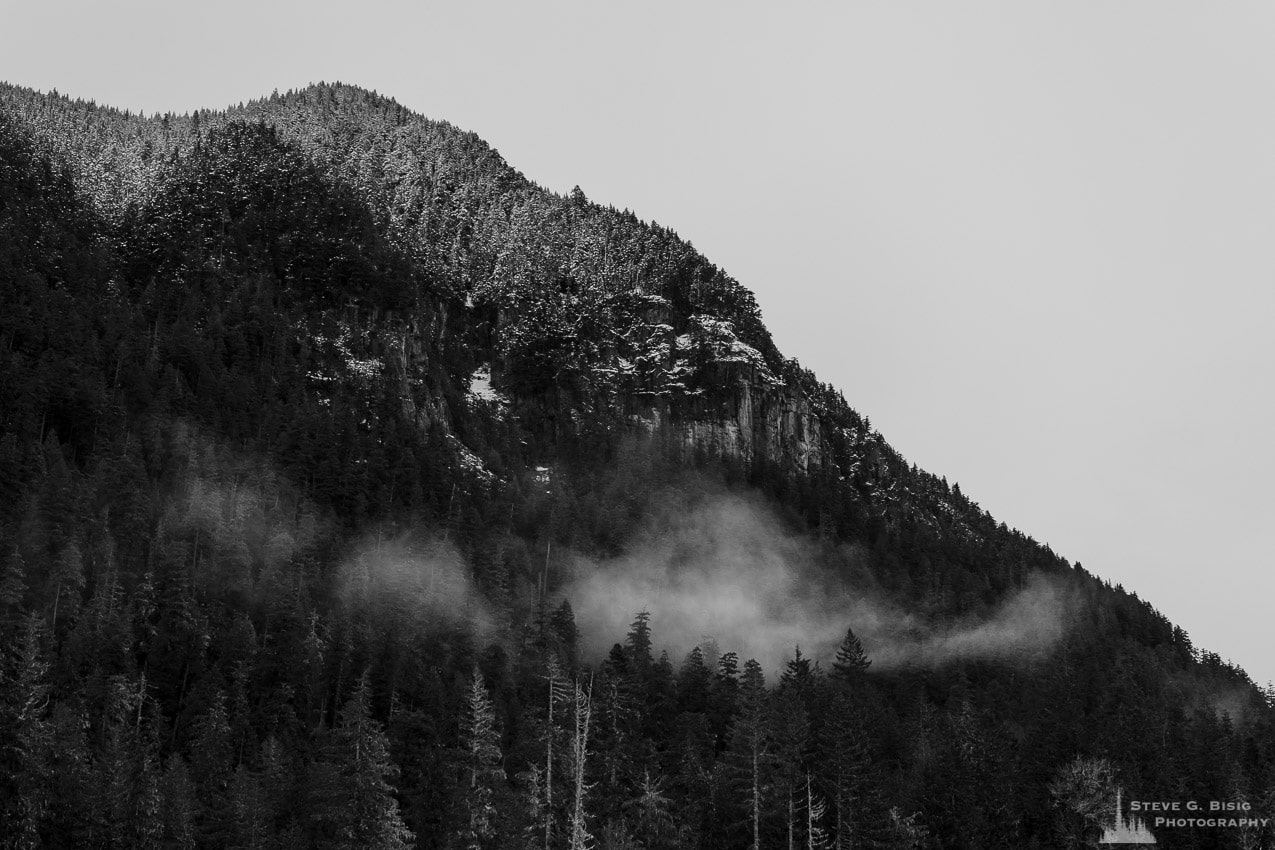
<box><xmin>1</xmin><ymin>82</ymin><xmax>1271</xmax><ymax>849</ymax></box>
<box><xmin>0</xmin><ymin>81</ymin><xmax>1026</xmax><ymax>547</ymax></box>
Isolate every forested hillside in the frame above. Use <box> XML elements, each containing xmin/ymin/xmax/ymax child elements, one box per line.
<box><xmin>1</xmin><ymin>82</ymin><xmax>1271</xmax><ymax>849</ymax></box>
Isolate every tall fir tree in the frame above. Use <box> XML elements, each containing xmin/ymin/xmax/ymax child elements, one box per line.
<box><xmin>726</xmin><ymin>659</ymin><xmax>772</xmax><ymax>850</ymax></box>
<box><xmin>457</xmin><ymin>665</ymin><xmax>504</xmax><ymax>850</ymax></box>
<box><xmin>323</xmin><ymin>677</ymin><xmax>414</xmax><ymax>850</ymax></box>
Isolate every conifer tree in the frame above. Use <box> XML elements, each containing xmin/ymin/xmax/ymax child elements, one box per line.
<box><xmin>43</xmin><ymin>700</ymin><xmax>94</xmax><ymax>847</ymax></box>
<box><xmin>93</xmin><ymin>674</ymin><xmax>164</xmax><ymax>848</ymax></box>
<box><xmin>727</xmin><ymin>659</ymin><xmax>772</xmax><ymax>850</ymax></box>
<box><xmin>161</xmin><ymin>753</ymin><xmax>199</xmax><ymax>850</ymax></box>
<box><xmin>228</xmin><ymin>763</ymin><xmax>275</xmax><ymax>850</ymax></box>
<box><xmin>773</xmin><ymin>689</ymin><xmax>811</xmax><ymax>850</ymax></box>
<box><xmin>129</xmin><ymin>709</ymin><xmax>166</xmax><ymax>850</ymax></box>
<box><xmin>458</xmin><ymin>665</ymin><xmax>504</xmax><ymax>850</ymax></box>
<box><xmin>1</xmin><ymin>614</ymin><xmax>53</xmax><ymax>849</ymax></box>
<box><xmin>631</xmin><ymin>770</ymin><xmax>680</xmax><ymax>850</ymax></box>
<box><xmin>190</xmin><ymin>688</ymin><xmax>235</xmax><ymax>844</ymax></box>
<box><xmin>567</xmin><ymin>677</ymin><xmax>594</xmax><ymax>850</ymax></box>
<box><xmin>831</xmin><ymin>627</ymin><xmax>870</xmax><ymax>681</ymax></box>
<box><xmin>549</xmin><ymin>599</ymin><xmax>580</xmax><ymax>667</ymax></box>
<box><xmin>626</xmin><ymin>610</ymin><xmax>653</xmax><ymax>669</ymax></box>
<box><xmin>537</xmin><ymin>656</ymin><xmax>573</xmax><ymax>850</ymax></box>
<box><xmin>590</xmin><ymin>664</ymin><xmax>641</xmax><ymax>825</ymax></box>
<box><xmin>325</xmin><ymin>676</ymin><xmax>414</xmax><ymax>850</ymax></box>
<box><xmin>710</xmin><ymin>650</ymin><xmax>741</xmax><ymax>743</ymax></box>
<box><xmin>780</xmin><ymin>646</ymin><xmax>815</xmax><ymax>695</ymax></box>
<box><xmin>0</xmin><ymin>549</ymin><xmax>27</xmax><ymax>633</ymax></box>
<box><xmin>678</xmin><ymin>645</ymin><xmax>713</xmax><ymax>715</ymax></box>
<box><xmin>819</xmin><ymin>690</ymin><xmax>886</xmax><ymax>849</ymax></box>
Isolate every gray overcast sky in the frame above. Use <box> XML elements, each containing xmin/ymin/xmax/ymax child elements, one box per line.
<box><xmin>4</xmin><ymin>1</ymin><xmax>1273</xmax><ymax>684</ymax></box>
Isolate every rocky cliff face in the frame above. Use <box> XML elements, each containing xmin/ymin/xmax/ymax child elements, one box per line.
<box><xmin>359</xmin><ymin>302</ymin><xmax>463</xmax><ymax>435</ymax></box>
<box><xmin>675</xmin><ymin>378</ymin><xmax>828</xmax><ymax>473</ymax></box>
<box><xmin>623</xmin><ymin>359</ymin><xmax>829</xmax><ymax>474</ymax></box>
<box><xmin>482</xmin><ymin>288</ymin><xmax>831</xmax><ymax>475</ymax></box>
<box><xmin>0</xmin><ymin>82</ymin><xmax>902</xmax><ymax>508</ymax></box>
<box><xmin>663</xmin><ymin>316</ymin><xmax>828</xmax><ymax>473</ymax></box>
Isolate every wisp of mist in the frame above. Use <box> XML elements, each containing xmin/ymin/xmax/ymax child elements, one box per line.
<box><xmin>167</xmin><ymin>422</ymin><xmax>1072</xmax><ymax>675</ymax></box>
<box><xmin>564</xmin><ymin>494</ymin><xmax>1075</xmax><ymax>674</ymax></box>
<box><xmin>339</xmin><ymin>534</ymin><xmax>494</xmax><ymax>637</ymax></box>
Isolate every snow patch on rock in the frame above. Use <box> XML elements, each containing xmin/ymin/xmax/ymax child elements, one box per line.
<box><xmin>468</xmin><ymin>364</ymin><xmax>508</xmax><ymax>405</ymax></box>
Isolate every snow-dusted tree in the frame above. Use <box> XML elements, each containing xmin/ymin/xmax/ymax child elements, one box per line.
<box><xmin>805</xmin><ymin>774</ymin><xmax>829</xmax><ymax>850</ymax></box>
<box><xmin>1048</xmin><ymin>756</ymin><xmax>1117</xmax><ymax>849</ymax></box>
<box><xmin>567</xmin><ymin>677</ymin><xmax>594</xmax><ymax>850</ymax></box>
<box><xmin>458</xmin><ymin>665</ymin><xmax>504</xmax><ymax>850</ymax></box>
<box><xmin>886</xmin><ymin>807</ymin><xmax>929</xmax><ymax>850</ymax></box>
<box><xmin>534</xmin><ymin>656</ymin><xmax>574</xmax><ymax>849</ymax></box>
<box><xmin>630</xmin><ymin>770</ymin><xmax>679</xmax><ymax>850</ymax></box>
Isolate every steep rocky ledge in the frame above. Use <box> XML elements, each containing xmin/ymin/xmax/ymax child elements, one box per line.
<box><xmin>645</xmin><ymin>368</ymin><xmax>829</xmax><ymax>474</ymax></box>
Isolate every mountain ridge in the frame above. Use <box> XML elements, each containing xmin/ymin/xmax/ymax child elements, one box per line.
<box><xmin>1</xmin><ymin>80</ymin><xmax>1271</xmax><ymax>849</ymax></box>
<box><xmin>0</xmin><ymin>77</ymin><xmax>1242</xmax><ymax>665</ymax></box>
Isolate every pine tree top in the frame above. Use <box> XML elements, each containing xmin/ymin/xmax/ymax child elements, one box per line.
<box><xmin>833</xmin><ymin>625</ymin><xmax>871</xmax><ymax>679</ymax></box>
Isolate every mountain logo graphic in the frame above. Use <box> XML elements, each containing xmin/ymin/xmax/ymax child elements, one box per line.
<box><xmin>1099</xmin><ymin>788</ymin><xmax>1157</xmax><ymax>845</ymax></box>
